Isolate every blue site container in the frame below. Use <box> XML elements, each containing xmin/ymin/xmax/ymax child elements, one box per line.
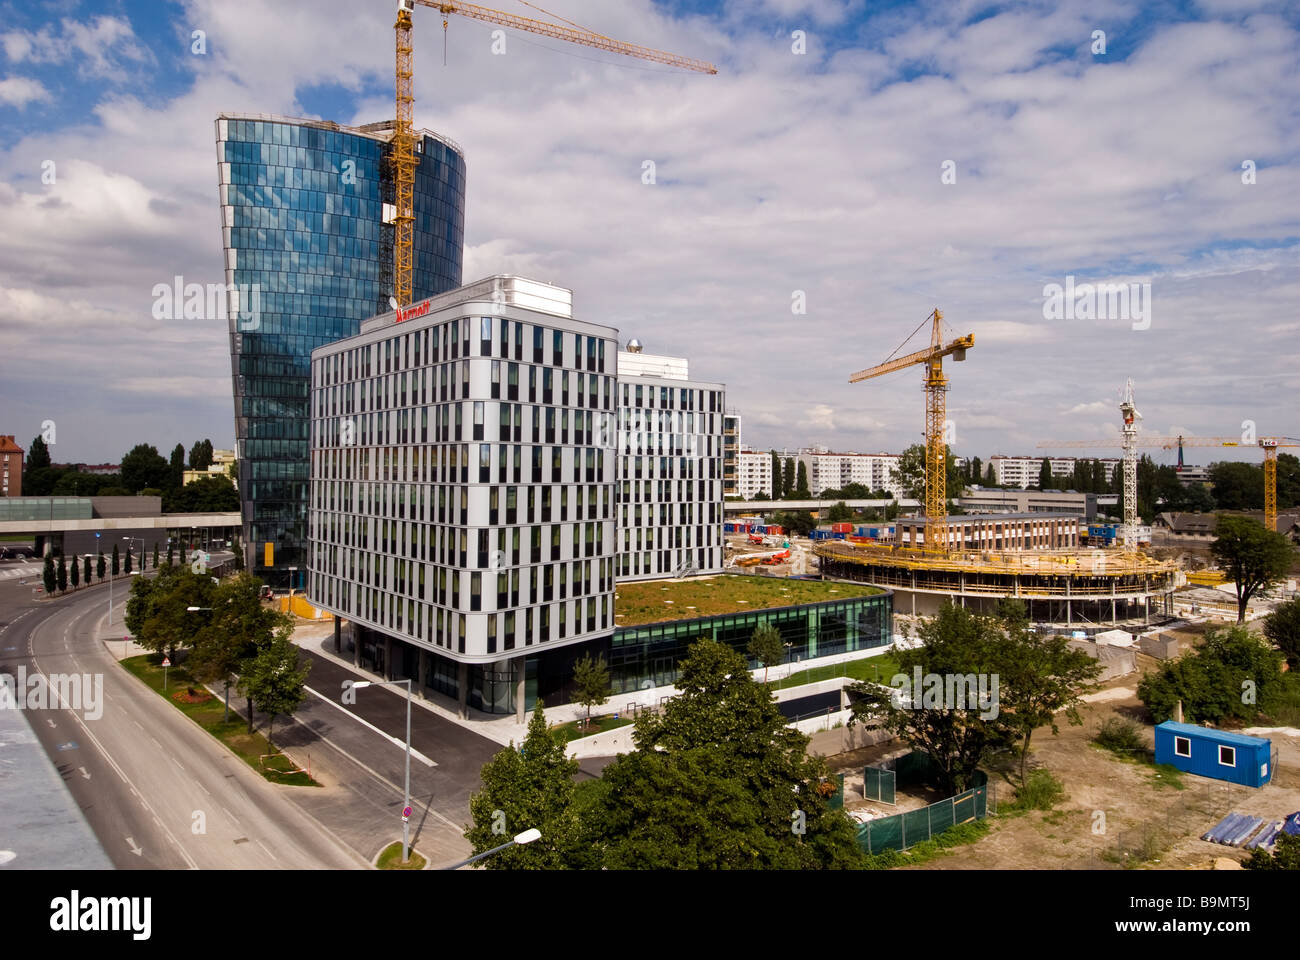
<box><xmin>1154</xmin><ymin>722</ymin><xmax>1272</xmax><ymax>787</ymax></box>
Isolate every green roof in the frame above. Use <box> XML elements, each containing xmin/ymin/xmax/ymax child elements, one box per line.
<box><xmin>614</xmin><ymin>575</ymin><xmax>882</xmax><ymax>628</ymax></box>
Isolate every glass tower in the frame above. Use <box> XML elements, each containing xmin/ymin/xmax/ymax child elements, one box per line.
<box><xmin>215</xmin><ymin>114</ymin><xmax>466</xmax><ymax>587</ymax></box>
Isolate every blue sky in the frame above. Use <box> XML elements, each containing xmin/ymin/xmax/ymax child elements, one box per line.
<box><xmin>1</xmin><ymin>0</ymin><xmax>1298</xmax><ymax>467</ymax></box>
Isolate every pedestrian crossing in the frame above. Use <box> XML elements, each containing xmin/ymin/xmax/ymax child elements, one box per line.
<box><xmin>0</xmin><ymin>563</ymin><xmax>42</xmax><ymax>581</ymax></box>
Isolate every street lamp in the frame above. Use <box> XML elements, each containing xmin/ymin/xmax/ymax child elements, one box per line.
<box><xmin>108</xmin><ymin>569</ymin><xmax>140</xmax><ymax>625</ymax></box>
<box><xmin>351</xmin><ymin>679</ymin><xmax>414</xmax><ymax>862</ymax></box>
<box><xmin>442</xmin><ymin>829</ymin><xmax>542</xmax><ymax>870</ymax></box>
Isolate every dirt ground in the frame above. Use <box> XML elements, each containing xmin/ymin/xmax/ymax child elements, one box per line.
<box><xmin>824</xmin><ymin>665</ymin><xmax>1300</xmax><ymax>870</ymax></box>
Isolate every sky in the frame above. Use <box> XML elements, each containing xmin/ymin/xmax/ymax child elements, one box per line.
<box><xmin>0</xmin><ymin>0</ymin><xmax>1297</xmax><ymax>470</ymax></box>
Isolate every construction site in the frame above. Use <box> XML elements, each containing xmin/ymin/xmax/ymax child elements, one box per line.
<box><xmin>809</xmin><ymin>310</ymin><xmax>1190</xmax><ymax>628</ymax></box>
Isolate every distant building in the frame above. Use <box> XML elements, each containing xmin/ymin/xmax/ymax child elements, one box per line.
<box><xmin>1152</xmin><ymin>512</ymin><xmax>1217</xmax><ymax>544</ymax></box>
<box><xmin>723</xmin><ymin>411</ymin><xmax>742</xmax><ymax>498</ymax></box>
<box><xmin>797</xmin><ymin>451</ymin><xmax>902</xmax><ymax>498</ymax></box>
<box><xmin>896</xmin><ymin>512</ymin><xmax>1080</xmax><ymax>551</ymax></box>
<box><xmin>959</xmin><ymin>487</ymin><xmax>1097</xmax><ymax>520</ymax></box>
<box><xmin>0</xmin><ymin>436</ymin><xmax>23</xmax><ymax>497</ymax></box>
<box><xmin>183</xmin><ymin>448</ymin><xmax>237</xmax><ymax>488</ymax></box>
<box><xmin>990</xmin><ymin>455</ymin><xmax>1119</xmax><ymax>489</ymax></box>
<box><xmin>736</xmin><ymin>447</ymin><xmax>773</xmax><ymax>499</ymax></box>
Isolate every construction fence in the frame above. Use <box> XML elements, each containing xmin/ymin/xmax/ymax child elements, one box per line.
<box><xmin>856</xmin><ymin>752</ymin><xmax>993</xmax><ymax>854</ymax></box>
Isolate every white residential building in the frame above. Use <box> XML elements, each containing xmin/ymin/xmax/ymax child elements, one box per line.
<box><xmin>736</xmin><ymin>448</ymin><xmax>774</xmax><ymax>499</ymax></box>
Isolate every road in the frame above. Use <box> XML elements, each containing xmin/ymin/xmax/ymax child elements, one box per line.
<box><xmin>0</xmin><ymin>566</ymin><xmax>366</xmax><ymax>869</ymax></box>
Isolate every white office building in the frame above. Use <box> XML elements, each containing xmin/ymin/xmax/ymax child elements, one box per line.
<box><xmin>990</xmin><ymin>455</ymin><xmax>1119</xmax><ymax>489</ymax></box>
<box><xmin>797</xmin><ymin>451</ymin><xmax>903</xmax><ymax>498</ymax></box>
<box><xmin>736</xmin><ymin>448</ymin><xmax>774</xmax><ymax>499</ymax></box>
<box><xmin>615</xmin><ymin>344</ymin><xmax>725</xmax><ymax>581</ymax></box>
<box><xmin>307</xmin><ymin>276</ymin><xmax>618</xmax><ymax>716</ymax></box>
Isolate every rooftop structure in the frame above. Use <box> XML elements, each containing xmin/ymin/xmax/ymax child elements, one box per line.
<box><xmin>614</xmin><ymin>574</ymin><xmax>881</xmax><ymax>627</ymax></box>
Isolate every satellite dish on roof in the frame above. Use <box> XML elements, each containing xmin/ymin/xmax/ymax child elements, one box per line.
<box><xmin>627</xmin><ymin>339</ymin><xmax>643</xmax><ymax>353</ymax></box>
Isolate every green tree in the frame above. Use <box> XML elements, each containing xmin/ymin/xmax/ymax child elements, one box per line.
<box><xmin>111</xmin><ymin>543</ymin><xmax>120</xmax><ymax>576</ymax></box>
<box><xmin>769</xmin><ymin>450</ymin><xmax>780</xmax><ymax>500</ymax></box>
<box><xmin>847</xmin><ymin>604</ymin><xmax>1017</xmax><ymax>794</ymax></box>
<box><xmin>124</xmin><ymin>546</ymin><xmax>133</xmax><ymax>575</ymax></box>
<box><xmin>26</xmin><ymin>435</ymin><xmax>51</xmax><ymax>474</ymax></box>
<box><xmin>120</xmin><ymin>443</ymin><xmax>170</xmax><ymax>493</ymax></box>
<box><xmin>895</xmin><ymin>443</ymin><xmax>963</xmax><ymax>505</ymax></box>
<box><xmin>188</xmin><ymin>572</ymin><xmax>291</xmax><ymax>722</ymax></box>
<box><xmin>1263</xmin><ymin>598</ymin><xmax>1300</xmax><ymax>670</ymax></box>
<box><xmin>1038</xmin><ymin>458</ymin><xmax>1052</xmax><ymax>490</ymax></box>
<box><xmin>747</xmin><ymin>622</ymin><xmax>785</xmax><ymax>683</ymax></box>
<box><xmin>572</xmin><ymin>652</ymin><xmax>610</xmax><ymax>727</ymax></box>
<box><xmin>997</xmin><ymin>621</ymin><xmax>1102</xmax><ymax>783</ymax></box>
<box><xmin>70</xmin><ymin>554</ymin><xmax>80</xmax><ymax>589</ymax></box>
<box><xmin>163</xmin><ymin>475</ymin><xmax>239</xmax><ymax>513</ymax></box>
<box><xmin>124</xmin><ymin>565</ymin><xmax>216</xmax><ymax>664</ymax></box>
<box><xmin>465</xmin><ymin>703</ymin><xmax>582</xmax><ymax>868</ymax></box>
<box><xmin>153</xmin><ymin>544</ymin><xmax>160</xmax><ymax>569</ymax></box>
<box><xmin>585</xmin><ymin>640</ymin><xmax>862</xmax><ymax>869</ymax></box>
<box><xmin>238</xmin><ymin>632</ymin><xmax>310</xmax><ymax>749</ymax></box>
<box><xmin>1210</xmin><ymin>515</ymin><xmax>1294</xmax><ymax>622</ymax></box>
<box><xmin>169</xmin><ymin>443</ymin><xmax>186</xmax><ymax>491</ymax></box>
<box><xmin>826</xmin><ymin>501</ymin><xmax>853</xmax><ymax>523</ymax></box>
<box><xmin>166</xmin><ymin>542</ymin><xmax>175</xmax><ymax>566</ymax></box>
<box><xmin>1137</xmin><ymin>626</ymin><xmax>1286</xmax><ymax>725</ymax></box>
<box><xmin>82</xmin><ymin>555</ymin><xmax>92</xmax><ymax>589</ymax></box>
<box><xmin>781</xmin><ymin>458</ymin><xmax>795</xmax><ymax>499</ymax></box>
<box><xmin>1244</xmin><ymin>832</ymin><xmax>1300</xmax><ymax>871</ymax></box>
<box><xmin>189</xmin><ymin>439</ymin><xmax>214</xmax><ymax>472</ymax></box>
<box><xmin>983</xmin><ymin>463</ymin><xmax>996</xmax><ymax>486</ymax></box>
<box><xmin>1208</xmin><ymin>461</ymin><xmax>1265</xmax><ymax>511</ymax></box>
<box><xmin>42</xmin><ymin>553</ymin><xmax>55</xmax><ymax>595</ymax></box>
<box><xmin>55</xmin><ymin>553</ymin><xmax>68</xmax><ymax>592</ymax></box>
<box><xmin>795</xmin><ymin>461</ymin><xmax>810</xmax><ymax>498</ymax></box>
<box><xmin>96</xmin><ymin>551</ymin><xmax>106</xmax><ymax>582</ymax></box>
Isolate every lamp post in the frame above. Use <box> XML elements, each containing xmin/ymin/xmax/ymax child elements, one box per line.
<box><xmin>442</xmin><ymin>828</ymin><xmax>542</xmax><ymax>870</ymax></box>
<box><xmin>351</xmin><ymin>679</ymin><xmax>413</xmax><ymax>862</ymax></box>
<box><xmin>108</xmin><ymin>569</ymin><xmax>140</xmax><ymax>626</ymax></box>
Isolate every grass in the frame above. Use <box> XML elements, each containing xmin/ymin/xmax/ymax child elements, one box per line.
<box><xmin>376</xmin><ymin>841</ymin><xmax>427</xmax><ymax>870</ymax></box>
<box><xmin>770</xmin><ymin>653</ymin><xmax>900</xmax><ymax>691</ymax></box>
<box><xmin>614</xmin><ymin>575</ymin><xmax>881</xmax><ymax>627</ymax></box>
<box><xmin>121</xmin><ymin>654</ymin><xmax>319</xmax><ymax>787</ymax></box>
<box><xmin>860</xmin><ymin>819</ymin><xmax>991</xmax><ymax>869</ymax></box>
<box><xmin>1149</xmin><ymin>763</ymin><xmax>1187</xmax><ymax>790</ymax></box>
<box><xmin>1093</xmin><ymin>717</ymin><xmax>1149</xmax><ymax>759</ymax></box>
<box><xmin>551</xmin><ymin>713</ymin><xmax>635</xmax><ymax>744</ymax></box>
<box><xmin>1007</xmin><ymin>769</ymin><xmax>1066</xmax><ymax>813</ymax></box>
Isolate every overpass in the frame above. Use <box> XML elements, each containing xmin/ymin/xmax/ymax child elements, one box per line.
<box><xmin>726</xmin><ymin>499</ymin><xmax>921</xmax><ymax>513</ymax></box>
<box><xmin>0</xmin><ymin>496</ymin><xmax>239</xmax><ymax>557</ymax></box>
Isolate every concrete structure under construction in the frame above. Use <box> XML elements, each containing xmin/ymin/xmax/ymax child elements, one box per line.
<box><xmin>896</xmin><ymin>512</ymin><xmax>1079</xmax><ymax>551</ymax></box>
<box><xmin>814</xmin><ymin>538</ymin><xmax>1183</xmax><ymax>624</ymax></box>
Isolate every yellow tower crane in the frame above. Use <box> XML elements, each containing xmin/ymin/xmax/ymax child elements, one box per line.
<box><xmin>849</xmin><ymin>309</ymin><xmax>974</xmax><ymax>553</ymax></box>
<box><xmin>391</xmin><ymin>0</ymin><xmax>717</xmax><ymax>307</ymax></box>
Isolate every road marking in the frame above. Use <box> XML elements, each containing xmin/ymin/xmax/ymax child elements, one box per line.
<box><xmin>126</xmin><ymin>837</ymin><xmax>143</xmax><ymax>856</ymax></box>
<box><xmin>171</xmin><ymin>757</ymin><xmax>185</xmax><ymax>771</ymax></box>
<box><xmin>221</xmin><ymin>806</ymin><xmax>241</xmax><ymax>827</ymax></box>
<box><xmin>79</xmin><ymin>767</ymin><xmax>91</xmax><ymax>780</ymax></box>
<box><xmin>256</xmin><ymin>838</ymin><xmax>278</xmax><ymax>861</ymax></box>
<box><xmin>303</xmin><ymin>686</ymin><xmax>437</xmax><ymax>767</ymax></box>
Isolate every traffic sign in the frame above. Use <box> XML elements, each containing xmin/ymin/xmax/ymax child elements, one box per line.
<box><xmin>402</xmin><ymin>806</ymin><xmax>412</xmax><ymax>822</ymax></box>
<box><xmin>161</xmin><ymin>657</ymin><xmax>171</xmax><ymax>667</ymax></box>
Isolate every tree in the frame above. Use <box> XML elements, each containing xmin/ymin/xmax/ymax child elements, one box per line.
<box><xmin>572</xmin><ymin>652</ymin><xmax>610</xmax><ymax>728</ymax></box>
<box><xmin>983</xmin><ymin>463</ymin><xmax>996</xmax><ymax>486</ymax></box>
<box><xmin>781</xmin><ymin>458</ymin><xmax>795</xmax><ymax>499</ymax></box>
<box><xmin>769</xmin><ymin>451</ymin><xmax>780</xmax><ymax>500</ymax></box>
<box><xmin>124</xmin><ymin>546</ymin><xmax>133</xmax><ymax>575</ymax></box>
<box><xmin>585</xmin><ymin>640</ymin><xmax>861</xmax><ymax>869</ymax></box>
<box><xmin>238</xmin><ymin>632</ymin><xmax>310</xmax><ymax>749</ymax></box>
<box><xmin>1208</xmin><ymin>461</ymin><xmax>1265</xmax><ymax>511</ymax></box>
<box><xmin>795</xmin><ymin>461</ymin><xmax>810</xmax><ymax>498</ymax></box>
<box><xmin>847</xmin><ymin>604</ymin><xmax>1017</xmax><ymax>794</ymax></box>
<box><xmin>1137</xmin><ymin>626</ymin><xmax>1286</xmax><ymax>725</ymax></box>
<box><xmin>82</xmin><ymin>555</ymin><xmax>91</xmax><ymax>589</ymax></box>
<box><xmin>997</xmin><ymin>622</ymin><xmax>1102</xmax><ymax>783</ymax></box>
<box><xmin>1210</xmin><ymin>515</ymin><xmax>1294</xmax><ymax>622</ymax></box>
<box><xmin>1263</xmin><ymin>598</ymin><xmax>1300</xmax><ymax>670</ymax></box>
<box><xmin>120</xmin><ymin>443</ymin><xmax>171</xmax><ymax>493</ymax></box>
<box><xmin>42</xmin><ymin>554</ymin><xmax>55</xmax><ymax>595</ymax></box>
<box><xmin>96</xmin><ymin>551</ymin><xmax>106</xmax><ymax>582</ymax></box>
<box><xmin>747</xmin><ymin>623</ymin><xmax>785</xmax><ymax>683</ymax></box>
<box><xmin>153</xmin><ymin>544</ymin><xmax>160</xmax><ymax>569</ymax></box>
<box><xmin>56</xmin><ymin>554</ymin><xmax>68</xmax><ymax>592</ymax></box>
<box><xmin>895</xmin><ymin>443</ymin><xmax>963</xmax><ymax>504</ymax></box>
<box><xmin>1038</xmin><ymin>458</ymin><xmax>1052</xmax><ymax>490</ymax></box>
<box><xmin>189</xmin><ymin>573</ymin><xmax>289</xmax><ymax>722</ymax></box>
<box><xmin>124</xmin><ymin>565</ymin><xmax>216</xmax><ymax>664</ymax></box>
<box><xmin>169</xmin><ymin>443</ymin><xmax>186</xmax><ymax>491</ymax></box>
<box><xmin>163</xmin><ymin>475</ymin><xmax>239</xmax><ymax>513</ymax></box>
<box><xmin>231</xmin><ymin>533</ymin><xmax>245</xmax><ymax>571</ymax></box>
<box><xmin>1245</xmin><ymin>832</ymin><xmax>1300</xmax><ymax>871</ymax></box>
<box><xmin>111</xmin><ymin>544</ymin><xmax>120</xmax><ymax>577</ymax></box>
<box><xmin>189</xmin><ymin>439</ymin><xmax>214</xmax><ymax>472</ymax></box>
<box><xmin>465</xmin><ymin>703</ymin><xmax>582</xmax><ymax>868</ymax></box>
<box><xmin>1183</xmin><ymin>482</ymin><xmax>1215</xmax><ymax>512</ymax></box>
<box><xmin>70</xmin><ymin>554</ymin><xmax>80</xmax><ymax>589</ymax></box>
<box><xmin>166</xmin><ymin>542</ymin><xmax>175</xmax><ymax>566</ymax></box>
<box><xmin>25</xmin><ymin>435</ymin><xmax>51</xmax><ymax>474</ymax></box>
<box><xmin>826</xmin><ymin>501</ymin><xmax>853</xmax><ymax>523</ymax></box>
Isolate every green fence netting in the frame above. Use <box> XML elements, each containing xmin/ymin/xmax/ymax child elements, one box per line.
<box><xmin>855</xmin><ymin>755</ymin><xmax>992</xmax><ymax>855</ymax></box>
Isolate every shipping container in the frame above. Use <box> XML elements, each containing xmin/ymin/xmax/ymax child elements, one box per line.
<box><xmin>831</xmin><ymin>523</ymin><xmax>852</xmax><ymax>533</ymax></box>
<box><xmin>1154</xmin><ymin>722</ymin><xmax>1272</xmax><ymax>788</ymax></box>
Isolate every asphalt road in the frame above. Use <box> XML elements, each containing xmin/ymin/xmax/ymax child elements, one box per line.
<box><xmin>0</xmin><ymin>568</ymin><xmax>366</xmax><ymax>869</ymax></box>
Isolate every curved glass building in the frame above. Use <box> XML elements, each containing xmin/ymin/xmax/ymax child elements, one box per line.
<box><xmin>215</xmin><ymin>114</ymin><xmax>466</xmax><ymax>587</ymax></box>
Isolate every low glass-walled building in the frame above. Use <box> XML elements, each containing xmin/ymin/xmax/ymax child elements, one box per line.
<box><xmin>609</xmin><ymin>589</ymin><xmax>891</xmax><ymax>694</ymax></box>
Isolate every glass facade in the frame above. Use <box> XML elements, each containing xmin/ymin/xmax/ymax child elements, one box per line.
<box><xmin>216</xmin><ymin>115</ymin><xmax>466</xmax><ymax>588</ymax></box>
<box><xmin>608</xmin><ymin>591</ymin><xmax>892</xmax><ymax>695</ymax></box>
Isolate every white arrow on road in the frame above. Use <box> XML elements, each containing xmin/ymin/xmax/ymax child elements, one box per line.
<box><xmin>79</xmin><ymin>767</ymin><xmax>91</xmax><ymax>780</ymax></box>
<box><xmin>126</xmin><ymin>837</ymin><xmax>143</xmax><ymax>856</ymax></box>
<box><xmin>46</xmin><ymin>719</ymin><xmax>56</xmax><ymax>728</ymax></box>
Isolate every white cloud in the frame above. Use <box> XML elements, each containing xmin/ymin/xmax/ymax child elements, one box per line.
<box><xmin>0</xmin><ymin>75</ymin><xmax>50</xmax><ymax>107</ymax></box>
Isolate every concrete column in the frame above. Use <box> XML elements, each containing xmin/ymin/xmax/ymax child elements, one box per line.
<box><xmin>333</xmin><ymin>618</ymin><xmax>341</xmax><ymax>654</ymax></box>
<box><xmin>352</xmin><ymin>627</ymin><xmax>361</xmax><ymax>667</ymax></box>
<box><xmin>1111</xmin><ymin>598</ymin><xmax>1117</xmax><ymax>624</ymax></box>
<box><xmin>1066</xmin><ymin>599</ymin><xmax>1072</xmax><ymax>627</ymax></box>
<box><xmin>418</xmin><ymin>649</ymin><xmax>428</xmax><ymax>700</ymax></box>
<box><xmin>384</xmin><ymin>636</ymin><xmax>394</xmax><ymax>680</ymax></box>
<box><xmin>514</xmin><ymin>658</ymin><xmax>526</xmax><ymax>723</ymax></box>
<box><xmin>457</xmin><ymin>662</ymin><xmax>469</xmax><ymax>719</ymax></box>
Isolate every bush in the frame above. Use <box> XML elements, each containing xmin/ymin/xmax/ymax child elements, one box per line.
<box><xmin>1013</xmin><ymin>769</ymin><xmax>1065</xmax><ymax>811</ymax></box>
<box><xmin>1095</xmin><ymin>717</ymin><xmax>1146</xmax><ymax>756</ymax></box>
